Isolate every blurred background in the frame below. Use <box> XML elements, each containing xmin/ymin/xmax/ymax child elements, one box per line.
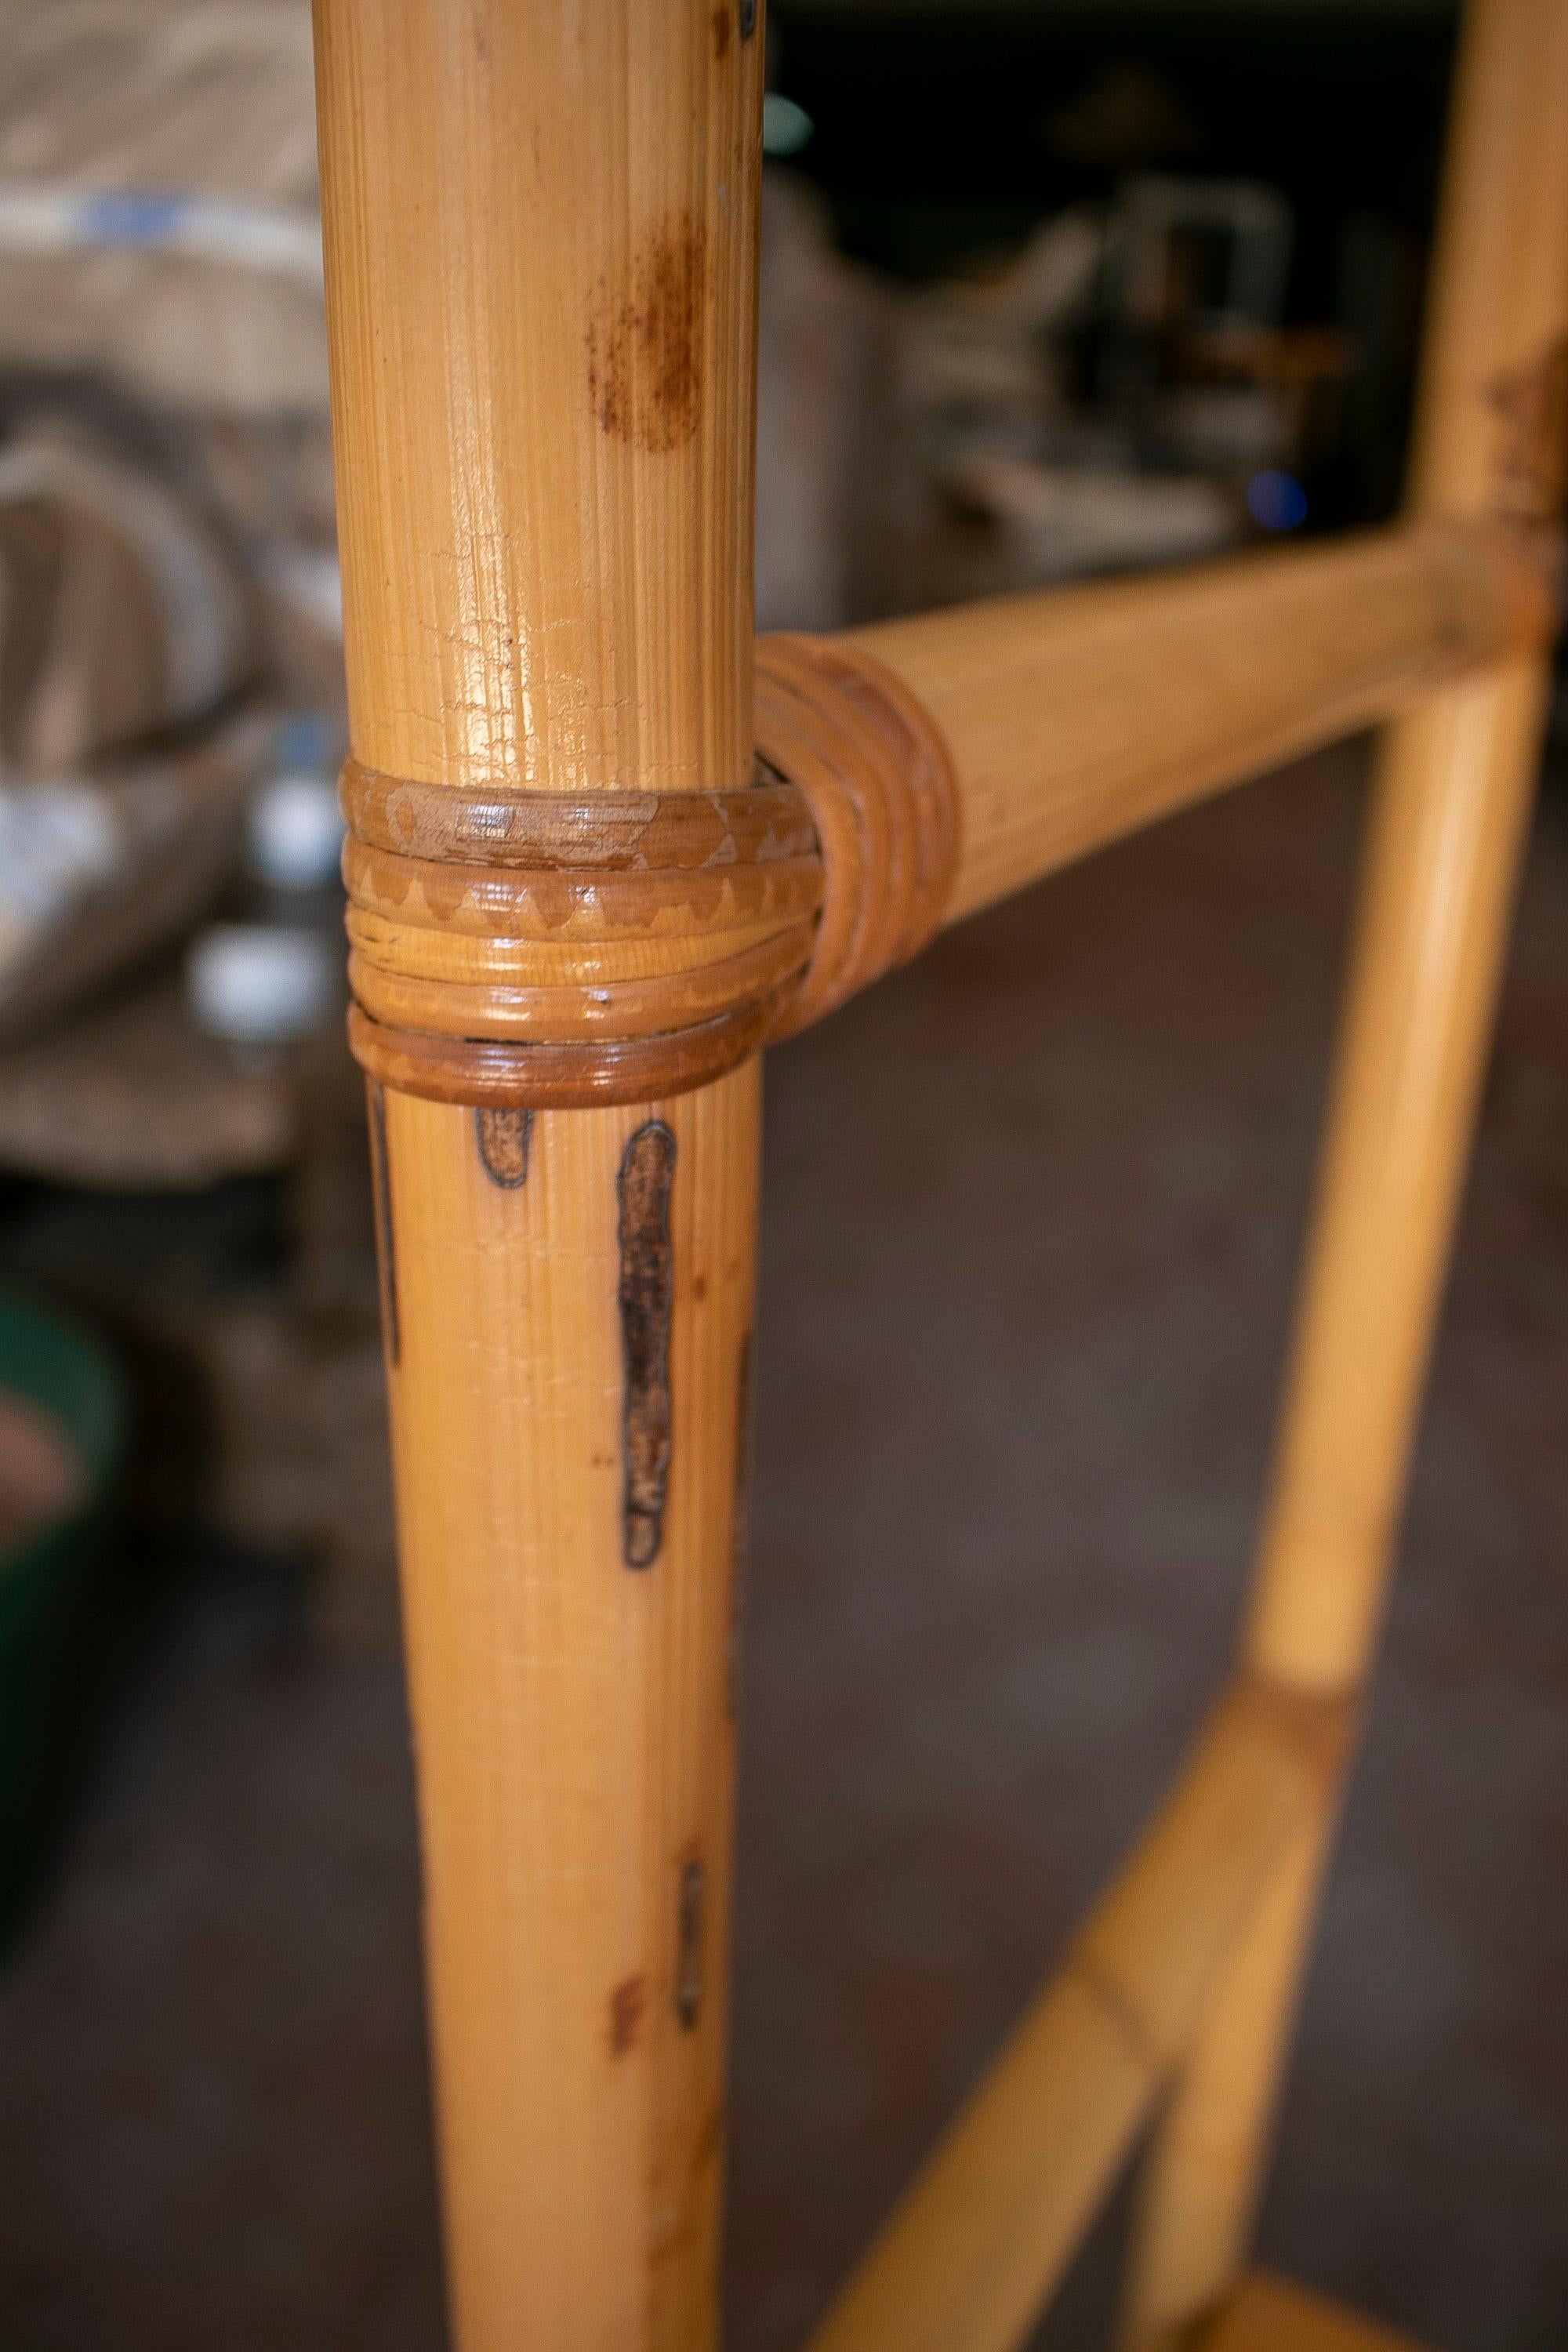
<box><xmin>0</xmin><ymin>2</ymin><xmax>1562</xmax><ymax>2347</ymax></box>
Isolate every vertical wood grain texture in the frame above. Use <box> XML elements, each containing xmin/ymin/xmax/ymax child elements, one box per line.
<box><xmin>381</xmin><ymin>1073</ymin><xmax>759</xmax><ymax>2352</ymax></box>
<box><xmin>311</xmin><ymin>5</ymin><xmax>765</xmax><ymax>2348</ymax></box>
<box><xmin>314</xmin><ymin>0</ymin><xmax>759</xmax><ymax>799</ymax></box>
<box><xmin>1123</xmin><ymin>5</ymin><xmax>1568</xmax><ymax>2341</ymax></box>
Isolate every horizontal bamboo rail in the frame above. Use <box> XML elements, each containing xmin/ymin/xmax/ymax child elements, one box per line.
<box><xmin>336</xmin><ymin>516</ymin><xmax>1555</xmax><ymax>1118</ymax></box>
<box><xmin>842</xmin><ymin>518</ymin><xmax>1555</xmax><ymax>929</ymax></box>
<box><xmin>800</xmin><ymin>1675</ymin><xmax>1348</xmax><ymax>2352</ymax></box>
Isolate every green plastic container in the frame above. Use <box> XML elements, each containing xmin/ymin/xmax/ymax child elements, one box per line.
<box><xmin>0</xmin><ymin>1283</ymin><xmax>124</xmax><ymax>1958</ymax></box>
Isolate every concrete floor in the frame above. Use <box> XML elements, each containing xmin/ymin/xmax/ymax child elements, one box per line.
<box><xmin>0</xmin><ymin>739</ymin><xmax>1565</xmax><ymax>2350</ymax></box>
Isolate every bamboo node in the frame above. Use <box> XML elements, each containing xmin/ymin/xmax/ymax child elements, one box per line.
<box><xmin>340</xmin><ymin>641</ymin><xmax>960</xmax><ymax>1105</ymax></box>
<box><xmin>339</xmin><ymin>765</ymin><xmax>819</xmax><ymax>1104</ymax></box>
<box><xmin>1225</xmin><ymin>1667</ymin><xmax>1358</xmax><ymax>1784</ymax></box>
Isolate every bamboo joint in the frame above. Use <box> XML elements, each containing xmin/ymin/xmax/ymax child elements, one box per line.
<box><xmin>339</xmin><ymin>506</ymin><xmax>1552</xmax><ymax>1109</ymax></box>
<box><xmin>343</xmin><ymin>636</ymin><xmax>961</xmax><ymax>1105</ymax></box>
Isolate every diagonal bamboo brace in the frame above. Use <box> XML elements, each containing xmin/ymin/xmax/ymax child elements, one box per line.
<box><xmin>800</xmin><ymin>1675</ymin><xmax>1350</xmax><ymax>2352</ymax></box>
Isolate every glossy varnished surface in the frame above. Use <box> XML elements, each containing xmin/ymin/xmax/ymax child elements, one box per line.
<box><xmin>848</xmin><ymin>522</ymin><xmax>1552</xmax><ymax>930</ymax></box>
<box><xmin>314</xmin><ymin>0</ymin><xmax>760</xmax><ymax>799</ymax></box>
<box><xmin>312</xmin><ymin>4</ymin><xmax>767</xmax><ymax>2347</ymax></box>
<box><xmin>379</xmin><ymin>1069</ymin><xmax>759</xmax><ymax>2350</ymax></box>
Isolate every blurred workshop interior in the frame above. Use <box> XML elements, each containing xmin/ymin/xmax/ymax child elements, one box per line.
<box><xmin>0</xmin><ymin>2</ymin><xmax>1562</xmax><ymax>2349</ymax></box>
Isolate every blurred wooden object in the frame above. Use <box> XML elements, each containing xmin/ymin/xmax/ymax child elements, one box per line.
<box><xmin>0</xmin><ymin>963</ymin><xmax>390</xmax><ymax>1634</ymax></box>
<box><xmin>0</xmin><ymin>973</ymin><xmax>298</xmax><ymax>1189</ymax></box>
<box><xmin>1122</xmin><ymin>1</ymin><xmax>1568</xmax><ymax>2339</ymax></box>
<box><xmin>802</xmin><ymin>1676</ymin><xmax>1346</xmax><ymax>2352</ymax></box>
<box><xmin>0</xmin><ymin>427</ymin><xmax>252</xmax><ymax>774</ymax></box>
<box><xmin>0</xmin><ymin>706</ymin><xmax>273</xmax><ymax>1047</ymax></box>
<box><xmin>0</xmin><ymin>0</ymin><xmax>326</xmax><ymax>415</ymax></box>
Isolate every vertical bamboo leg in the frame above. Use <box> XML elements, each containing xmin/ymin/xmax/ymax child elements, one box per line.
<box><xmin>311</xmin><ymin>7</ymin><xmax>764</xmax><ymax>2349</ymax></box>
<box><xmin>1120</xmin><ymin>2</ymin><xmax>1568</xmax><ymax>2339</ymax></box>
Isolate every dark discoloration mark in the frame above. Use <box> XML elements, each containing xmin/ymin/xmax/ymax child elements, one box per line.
<box><xmin>1490</xmin><ymin>337</ymin><xmax>1568</xmax><ymax>523</ymax></box>
<box><xmin>475</xmin><ymin>1106</ymin><xmax>533</xmax><ymax>1188</ymax></box>
<box><xmin>676</xmin><ymin>1857</ymin><xmax>704</xmax><ymax>2031</ymax></box>
<box><xmin>739</xmin><ymin>0</ymin><xmax>758</xmax><ymax>37</ymax></box>
<box><xmin>367</xmin><ymin>1081</ymin><xmax>401</xmax><ymax>1369</ymax></box>
<box><xmin>728</xmin><ymin>1330</ymin><xmax>753</xmax><ymax>1715</ymax></box>
<box><xmin>711</xmin><ymin>4</ymin><xmax>731</xmax><ymax>59</ymax></box>
<box><xmin>586</xmin><ymin>216</ymin><xmax>706</xmax><ymax>454</ymax></box>
<box><xmin>608</xmin><ymin>1973</ymin><xmax>646</xmax><ymax>2056</ymax></box>
<box><xmin>694</xmin><ymin>2102</ymin><xmax>725</xmax><ymax>2168</ymax></box>
<box><xmin>619</xmin><ymin>1120</ymin><xmax>677</xmax><ymax>1567</ymax></box>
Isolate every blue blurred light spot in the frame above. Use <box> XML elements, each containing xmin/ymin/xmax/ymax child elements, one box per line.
<box><xmin>763</xmin><ymin>94</ymin><xmax>814</xmax><ymax>157</ymax></box>
<box><xmin>83</xmin><ymin>190</ymin><xmax>188</xmax><ymax>246</ymax></box>
<box><xmin>1247</xmin><ymin>470</ymin><xmax>1308</xmax><ymax>532</ymax></box>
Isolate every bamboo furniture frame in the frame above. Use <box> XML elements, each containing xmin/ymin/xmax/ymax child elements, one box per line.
<box><xmin>309</xmin><ymin>2</ymin><xmax>1568</xmax><ymax>2348</ymax></box>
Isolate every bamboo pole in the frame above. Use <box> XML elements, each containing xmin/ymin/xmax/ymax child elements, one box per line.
<box><xmin>1120</xmin><ymin>5</ymin><xmax>1568</xmax><ymax>2342</ymax></box>
<box><xmin>799</xmin><ymin>1676</ymin><xmax>1347</xmax><ymax>2352</ymax></box>
<box><xmin>843</xmin><ymin>518</ymin><xmax>1552</xmax><ymax>928</ymax></box>
<box><xmin>311</xmin><ymin>8</ymin><xmax>764</xmax><ymax>2350</ymax></box>
<box><xmin>1200</xmin><ymin>2270</ymin><xmax>1432</xmax><ymax>2352</ymax></box>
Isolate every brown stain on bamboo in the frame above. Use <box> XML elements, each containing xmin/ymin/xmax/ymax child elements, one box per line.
<box><xmin>314</xmin><ymin>2</ymin><xmax>764</xmax><ymax>2332</ymax></box>
<box><xmin>367</xmin><ymin>1080</ymin><xmax>401</xmax><ymax>1367</ymax></box>
<box><xmin>474</xmin><ymin>1105</ymin><xmax>533</xmax><ymax>1186</ymax></box>
<box><xmin>619</xmin><ymin>1120</ymin><xmax>677</xmax><ymax>1566</ymax></box>
<box><xmin>675</xmin><ymin>1855</ymin><xmax>704</xmax><ymax>2031</ymax></box>
<box><xmin>1490</xmin><ymin>335</ymin><xmax>1568</xmax><ymax>521</ymax></box>
<box><xmin>608</xmin><ymin>1973</ymin><xmax>647</xmax><ymax>2056</ymax></box>
<box><xmin>587</xmin><ymin>217</ymin><xmax>706</xmax><ymax>453</ymax></box>
<box><xmin>711</xmin><ymin>5</ymin><xmax>731</xmax><ymax>60</ymax></box>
